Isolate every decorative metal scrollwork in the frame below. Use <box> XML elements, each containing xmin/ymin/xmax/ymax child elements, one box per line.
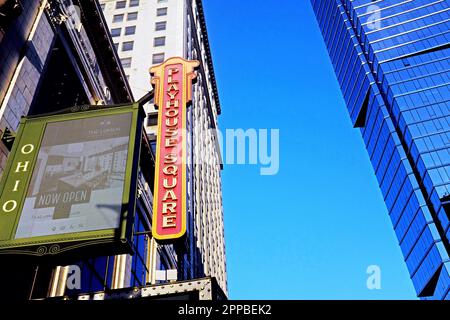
<box><xmin>36</xmin><ymin>246</ymin><xmax>48</xmax><ymax>255</ymax></box>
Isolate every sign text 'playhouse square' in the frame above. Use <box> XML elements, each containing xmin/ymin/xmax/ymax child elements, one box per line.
<box><xmin>150</xmin><ymin>57</ymin><xmax>199</xmax><ymax>241</ymax></box>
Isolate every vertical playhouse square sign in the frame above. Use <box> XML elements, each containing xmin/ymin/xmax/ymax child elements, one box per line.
<box><xmin>150</xmin><ymin>57</ymin><xmax>199</xmax><ymax>241</ymax></box>
<box><xmin>0</xmin><ymin>104</ymin><xmax>143</xmax><ymax>257</ymax></box>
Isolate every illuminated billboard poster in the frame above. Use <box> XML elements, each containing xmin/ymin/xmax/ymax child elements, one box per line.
<box><xmin>16</xmin><ymin>113</ymin><xmax>131</xmax><ymax>238</ymax></box>
<box><xmin>150</xmin><ymin>57</ymin><xmax>199</xmax><ymax>241</ymax></box>
<box><xmin>0</xmin><ymin>104</ymin><xmax>143</xmax><ymax>257</ymax></box>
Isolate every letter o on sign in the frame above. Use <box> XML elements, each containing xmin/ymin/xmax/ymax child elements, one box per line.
<box><xmin>2</xmin><ymin>200</ymin><xmax>17</xmax><ymax>213</ymax></box>
<box><xmin>21</xmin><ymin>144</ymin><xmax>34</xmax><ymax>155</ymax></box>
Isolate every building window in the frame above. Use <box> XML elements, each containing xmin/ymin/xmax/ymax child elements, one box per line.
<box><xmin>150</xmin><ymin>141</ymin><xmax>157</xmax><ymax>154</ymax></box>
<box><xmin>129</xmin><ymin>0</ymin><xmax>140</xmax><ymax>7</ymax></box>
<box><xmin>111</xmin><ymin>28</ymin><xmax>121</xmax><ymax>37</ymax></box>
<box><xmin>100</xmin><ymin>3</ymin><xmax>106</xmax><ymax>10</ymax></box>
<box><xmin>402</xmin><ymin>58</ymin><xmax>410</xmax><ymax>67</ymax></box>
<box><xmin>114</xmin><ymin>43</ymin><xmax>119</xmax><ymax>51</ymax></box>
<box><xmin>152</xmin><ymin>53</ymin><xmax>165</xmax><ymax>64</ymax></box>
<box><xmin>155</xmin><ymin>21</ymin><xmax>166</xmax><ymax>31</ymax></box>
<box><xmin>127</xmin><ymin>12</ymin><xmax>138</xmax><ymax>21</ymax></box>
<box><xmin>157</xmin><ymin>0</ymin><xmax>168</xmax><ymax>3</ymax></box>
<box><xmin>122</xmin><ymin>41</ymin><xmax>134</xmax><ymax>51</ymax></box>
<box><xmin>147</xmin><ymin>116</ymin><xmax>158</xmax><ymax>126</ymax></box>
<box><xmin>154</xmin><ymin>36</ymin><xmax>165</xmax><ymax>47</ymax></box>
<box><xmin>113</xmin><ymin>14</ymin><xmax>124</xmax><ymax>23</ymax></box>
<box><xmin>156</xmin><ymin>8</ymin><xmax>167</xmax><ymax>16</ymax></box>
<box><xmin>115</xmin><ymin>1</ymin><xmax>126</xmax><ymax>9</ymax></box>
<box><xmin>125</xmin><ymin>26</ymin><xmax>136</xmax><ymax>35</ymax></box>
<box><xmin>121</xmin><ymin>57</ymin><xmax>132</xmax><ymax>68</ymax></box>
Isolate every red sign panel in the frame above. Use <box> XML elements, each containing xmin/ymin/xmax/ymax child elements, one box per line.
<box><xmin>150</xmin><ymin>57</ymin><xmax>199</xmax><ymax>241</ymax></box>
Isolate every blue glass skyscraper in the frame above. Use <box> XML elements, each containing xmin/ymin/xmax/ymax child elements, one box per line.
<box><xmin>311</xmin><ymin>0</ymin><xmax>450</xmax><ymax>299</ymax></box>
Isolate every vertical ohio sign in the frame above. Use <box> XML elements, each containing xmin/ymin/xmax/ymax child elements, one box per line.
<box><xmin>150</xmin><ymin>57</ymin><xmax>199</xmax><ymax>241</ymax></box>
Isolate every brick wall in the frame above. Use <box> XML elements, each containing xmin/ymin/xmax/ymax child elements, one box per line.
<box><xmin>0</xmin><ymin>0</ymin><xmax>40</xmax><ymax>106</ymax></box>
<box><xmin>0</xmin><ymin>2</ymin><xmax>55</xmax><ymax>175</ymax></box>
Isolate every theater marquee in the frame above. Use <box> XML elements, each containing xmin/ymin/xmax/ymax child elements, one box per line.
<box><xmin>150</xmin><ymin>57</ymin><xmax>199</xmax><ymax>241</ymax></box>
<box><xmin>0</xmin><ymin>104</ymin><xmax>143</xmax><ymax>257</ymax></box>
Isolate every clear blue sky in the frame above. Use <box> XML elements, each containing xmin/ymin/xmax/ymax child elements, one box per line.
<box><xmin>202</xmin><ymin>0</ymin><xmax>417</xmax><ymax>299</ymax></box>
